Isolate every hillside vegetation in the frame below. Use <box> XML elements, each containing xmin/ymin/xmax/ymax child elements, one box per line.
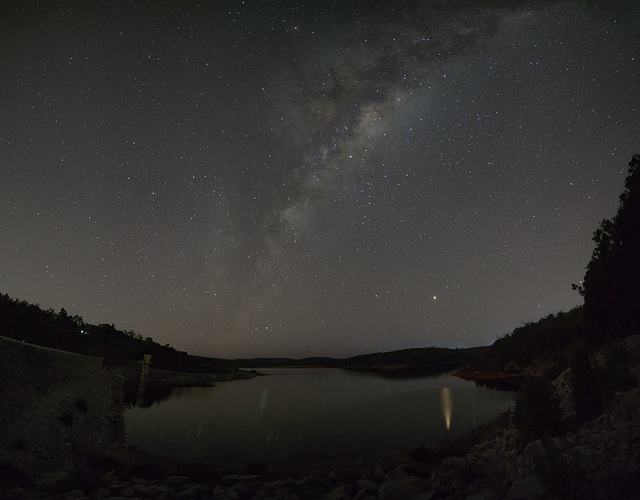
<box><xmin>466</xmin><ymin>155</ymin><xmax>640</xmax><ymax>446</ymax></box>
<box><xmin>482</xmin><ymin>155</ymin><xmax>640</xmax><ymax>375</ymax></box>
<box><xmin>0</xmin><ymin>295</ymin><xmax>237</xmax><ymax>374</ymax></box>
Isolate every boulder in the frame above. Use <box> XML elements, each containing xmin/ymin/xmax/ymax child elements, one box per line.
<box><xmin>327</xmin><ymin>485</ymin><xmax>350</xmax><ymax>499</ymax></box>
<box><xmin>61</xmin><ymin>489</ymin><xmax>85</xmax><ymax>499</ymax></box>
<box><xmin>135</xmin><ymin>483</ymin><xmax>174</xmax><ymax>497</ymax></box>
<box><xmin>179</xmin><ymin>483</ymin><xmax>214</xmax><ymax>498</ymax></box>
<box><xmin>329</xmin><ymin>462</ymin><xmax>369</xmax><ymax>480</ymax></box>
<box><xmin>166</xmin><ymin>475</ymin><xmax>191</xmax><ymax>486</ymax></box>
<box><xmin>35</xmin><ymin>470</ymin><xmax>70</xmax><ymax>489</ymax></box>
<box><xmin>379</xmin><ymin>475</ymin><xmax>429</xmax><ymax>500</ymax></box>
<box><xmin>356</xmin><ymin>478</ymin><xmax>379</xmax><ymax>490</ymax></box>
<box><xmin>508</xmin><ymin>476</ymin><xmax>545</xmax><ymax>499</ymax></box>
<box><xmin>523</xmin><ymin>439</ymin><xmax>545</xmax><ymax>469</ymax></box>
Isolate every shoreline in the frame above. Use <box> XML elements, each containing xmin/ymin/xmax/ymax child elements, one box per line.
<box><xmin>4</xmin><ymin>339</ymin><xmax>638</xmax><ymax>498</ymax></box>
<box><xmin>451</xmin><ymin>365</ymin><xmax>524</xmax><ymax>391</ymax></box>
<box><xmin>1</xmin><ymin>348</ymin><xmax>510</xmax><ymax>498</ymax></box>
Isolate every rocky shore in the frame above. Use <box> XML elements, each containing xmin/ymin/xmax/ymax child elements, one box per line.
<box><xmin>2</xmin><ymin>336</ymin><xmax>640</xmax><ymax>499</ymax></box>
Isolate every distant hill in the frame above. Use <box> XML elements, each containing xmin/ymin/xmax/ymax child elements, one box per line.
<box><xmin>235</xmin><ymin>357</ymin><xmax>341</xmax><ymax>368</ymax></box>
<box><xmin>235</xmin><ymin>347</ymin><xmax>484</xmax><ymax>376</ymax></box>
<box><xmin>340</xmin><ymin>346</ymin><xmax>485</xmax><ymax>377</ymax></box>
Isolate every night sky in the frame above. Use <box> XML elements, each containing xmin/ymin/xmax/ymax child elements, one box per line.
<box><xmin>1</xmin><ymin>1</ymin><xmax>638</xmax><ymax>358</ymax></box>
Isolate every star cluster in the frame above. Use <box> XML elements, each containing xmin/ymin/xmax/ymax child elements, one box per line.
<box><xmin>1</xmin><ymin>1</ymin><xmax>638</xmax><ymax>357</ymax></box>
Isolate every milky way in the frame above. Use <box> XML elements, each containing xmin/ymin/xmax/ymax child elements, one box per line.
<box><xmin>1</xmin><ymin>1</ymin><xmax>638</xmax><ymax>357</ymax></box>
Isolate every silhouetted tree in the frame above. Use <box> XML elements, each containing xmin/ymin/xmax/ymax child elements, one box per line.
<box><xmin>580</xmin><ymin>154</ymin><xmax>640</xmax><ymax>340</ymax></box>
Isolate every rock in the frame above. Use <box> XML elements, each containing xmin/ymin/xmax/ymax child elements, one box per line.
<box><xmin>87</xmin><ymin>487</ymin><xmax>110</xmax><ymax>499</ymax></box>
<box><xmin>523</xmin><ymin>439</ymin><xmax>545</xmax><ymax>469</ymax></box>
<box><xmin>379</xmin><ymin>475</ymin><xmax>429</xmax><ymax>500</ymax></box>
<box><xmin>356</xmin><ymin>478</ymin><xmax>378</xmax><ymax>490</ymax></box>
<box><xmin>439</xmin><ymin>455</ymin><xmax>467</xmax><ymax>469</ymax></box>
<box><xmin>99</xmin><ymin>470</ymin><xmax>119</xmax><ymax>483</ymax></box>
<box><xmin>355</xmin><ymin>491</ymin><xmax>379</xmax><ymax>500</ymax></box>
<box><xmin>355</xmin><ymin>486</ymin><xmax>379</xmax><ymax>500</ymax></box>
<box><xmin>210</xmin><ymin>484</ymin><xmax>236</xmax><ymax>499</ymax></box>
<box><xmin>508</xmin><ymin>476</ymin><xmax>545</xmax><ymax>499</ymax></box>
<box><xmin>35</xmin><ymin>470</ymin><xmax>70</xmax><ymax>489</ymax></box>
<box><xmin>166</xmin><ymin>475</ymin><xmax>191</xmax><ymax>486</ymax></box>
<box><xmin>295</xmin><ymin>475</ymin><xmax>322</xmax><ymax>487</ymax></box>
<box><xmin>431</xmin><ymin>455</ymin><xmax>471</xmax><ymax>490</ymax></box>
<box><xmin>130</xmin><ymin>476</ymin><xmax>150</xmax><ymax>485</ymax></box>
<box><xmin>262</xmin><ymin>479</ymin><xmax>287</xmax><ymax>491</ymax></box>
<box><xmin>222</xmin><ymin>473</ymin><xmax>263</xmax><ymax>483</ymax></box>
<box><xmin>329</xmin><ymin>462</ymin><xmax>369</xmax><ymax>480</ymax></box>
<box><xmin>116</xmin><ymin>486</ymin><xmax>137</xmax><ymax>497</ymax></box>
<box><xmin>135</xmin><ymin>483</ymin><xmax>174</xmax><ymax>496</ymax></box>
<box><xmin>230</xmin><ymin>485</ymin><xmax>259</xmax><ymax>500</ymax></box>
<box><xmin>62</xmin><ymin>489</ymin><xmax>86</xmax><ymax>499</ymax></box>
<box><xmin>279</xmin><ymin>477</ymin><xmax>295</xmax><ymax>487</ymax></box>
<box><xmin>354</xmin><ymin>479</ymin><xmax>379</xmax><ymax>500</ymax></box>
<box><xmin>327</xmin><ymin>485</ymin><xmax>350</xmax><ymax>499</ymax></box>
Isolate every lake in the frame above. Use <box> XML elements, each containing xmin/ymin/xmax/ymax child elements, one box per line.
<box><xmin>125</xmin><ymin>368</ymin><xmax>515</xmax><ymax>467</ymax></box>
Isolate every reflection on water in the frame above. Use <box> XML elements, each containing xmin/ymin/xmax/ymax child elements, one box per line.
<box><xmin>441</xmin><ymin>387</ymin><xmax>453</xmax><ymax>430</ymax></box>
<box><xmin>125</xmin><ymin>368</ymin><xmax>514</xmax><ymax>467</ymax></box>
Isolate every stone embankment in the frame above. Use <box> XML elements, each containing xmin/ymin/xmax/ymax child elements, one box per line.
<box><xmin>0</xmin><ymin>336</ymin><xmax>126</xmax><ymax>480</ymax></box>
<box><xmin>0</xmin><ymin>336</ymin><xmax>105</xmax><ymax>431</ymax></box>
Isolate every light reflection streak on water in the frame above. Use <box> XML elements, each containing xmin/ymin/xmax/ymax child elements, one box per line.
<box><xmin>441</xmin><ymin>387</ymin><xmax>452</xmax><ymax>430</ymax></box>
<box><xmin>259</xmin><ymin>388</ymin><xmax>268</xmax><ymax>413</ymax></box>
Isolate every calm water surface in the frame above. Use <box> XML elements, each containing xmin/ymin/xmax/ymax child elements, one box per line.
<box><xmin>125</xmin><ymin>368</ymin><xmax>514</xmax><ymax>466</ymax></box>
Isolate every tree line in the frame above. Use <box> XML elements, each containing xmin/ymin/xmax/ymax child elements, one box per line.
<box><xmin>485</xmin><ymin>154</ymin><xmax>640</xmax><ymax>370</ymax></box>
<box><xmin>0</xmin><ymin>295</ymin><xmax>236</xmax><ymax>373</ymax></box>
